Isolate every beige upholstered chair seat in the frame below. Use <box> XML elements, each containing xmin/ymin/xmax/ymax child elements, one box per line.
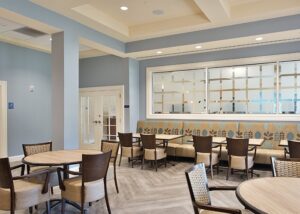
<box><xmin>0</xmin><ymin>180</ymin><xmax>50</xmax><ymax>210</ymax></box>
<box><xmin>61</xmin><ymin>176</ymin><xmax>104</xmax><ymax>203</ymax></box>
<box><xmin>144</xmin><ymin>148</ymin><xmax>167</xmax><ymax>160</ymax></box>
<box><xmin>196</xmin><ymin>152</ymin><xmax>219</xmax><ymax>167</ymax></box>
<box><xmin>231</xmin><ymin>155</ymin><xmax>254</xmax><ymax>170</ymax></box>
<box><xmin>122</xmin><ymin>146</ymin><xmax>143</xmax><ymax>157</ymax></box>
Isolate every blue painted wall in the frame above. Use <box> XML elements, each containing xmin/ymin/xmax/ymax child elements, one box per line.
<box><xmin>139</xmin><ymin>41</ymin><xmax>300</xmax><ymax>119</ymax></box>
<box><xmin>0</xmin><ymin>42</ymin><xmax>52</xmax><ymax>156</ymax></box>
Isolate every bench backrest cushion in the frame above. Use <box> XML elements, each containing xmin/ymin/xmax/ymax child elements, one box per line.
<box><xmin>183</xmin><ymin>121</ymin><xmax>239</xmax><ymax>144</ymax></box>
<box><xmin>239</xmin><ymin>122</ymin><xmax>300</xmax><ymax>150</ymax></box>
<box><xmin>137</xmin><ymin>120</ymin><xmax>184</xmax><ymax>143</ymax></box>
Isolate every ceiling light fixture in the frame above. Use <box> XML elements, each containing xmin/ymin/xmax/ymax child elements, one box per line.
<box><xmin>152</xmin><ymin>9</ymin><xmax>164</xmax><ymax>16</ymax></box>
<box><xmin>50</xmin><ymin>37</ymin><xmax>52</xmax><ymax>41</ymax></box>
<box><xmin>156</xmin><ymin>51</ymin><xmax>163</xmax><ymax>54</ymax></box>
<box><xmin>195</xmin><ymin>45</ymin><xmax>202</xmax><ymax>49</ymax></box>
<box><xmin>255</xmin><ymin>37</ymin><xmax>263</xmax><ymax>41</ymax></box>
<box><xmin>120</xmin><ymin>6</ymin><xmax>128</xmax><ymax>11</ymax></box>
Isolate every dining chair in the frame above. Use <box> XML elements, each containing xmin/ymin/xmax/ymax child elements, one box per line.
<box><xmin>22</xmin><ymin>142</ymin><xmax>52</xmax><ymax>174</ymax></box>
<box><xmin>101</xmin><ymin>140</ymin><xmax>120</xmax><ymax>193</ymax></box>
<box><xmin>193</xmin><ymin>135</ymin><xmax>221</xmax><ymax>179</ymax></box>
<box><xmin>185</xmin><ymin>163</ymin><xmax>242</xmax><ymax>214</ymax></box>
<box><xmin>0</xmin><ymin>157</ymin><xmax>52</xmax><ymax>214</ymax></box>
<box><xmin>141</xmin><ymin>134</ymin><xmax>167</xmax><ymax>171</ymax></box>
<box><xmin>226</xmin><ymin>138</ymin><xmax>256</xmax><ymax>180</ymax></box>
<box><xmin>271</xmin><ymin>157</ymin><xmax>300</xmax><ymax>177</ymax></box>
<box><xmin>58</xmin><ymin>151</ymin><xmax>112</xmax><ymax>214</ymax></box>
<box><xmin>22</xmin><ymin>141</ymin><xmax>58</xmax><ymax>195</ymax></box>
<box><xmin>284</xmin><ymin>140</ymin><xmax>300</xmax><ymax>158</ymax></box>
<box><xmin>118</xmin><ymin>132</ymin><xmax>143</xmax><ymax>168</ymax></box>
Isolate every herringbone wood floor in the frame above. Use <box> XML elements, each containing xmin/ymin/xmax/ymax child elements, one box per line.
<box><xmin>2</xmin><ymin>160</ymin><xmax>272</xmax><ymax>214</ymax></box>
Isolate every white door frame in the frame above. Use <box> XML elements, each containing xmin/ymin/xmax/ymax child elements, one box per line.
<box><xmin>0</xmin><ymin>81</ymin><xmax>7</xmax><ymax>158</ymax></box>
<box><xmin>79</xmin><ymin>85</ymin><xmax>125</xmax><ymax>137</ymax></box>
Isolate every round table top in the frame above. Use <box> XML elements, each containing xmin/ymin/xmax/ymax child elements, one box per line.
<box><xmin>236</xmin><ymin>177</ymin><xmax>300</xmax><ymax>214</ymax></box>
<box><xmin>22</xmin><ymin>149</ymin><xmax>102</xmax><ymax>166</ymax></box>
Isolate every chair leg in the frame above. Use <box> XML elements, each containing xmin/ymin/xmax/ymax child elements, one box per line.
<box><xmin>45</xmin><ymin>201</ymin><xmax>51</xmax><ymax>214</ymax></box>
<box><xmin>118</xmin><ymin>150</ymin><xmax>122</xmax><ymax>167</ymax></box>
<box><xmin>164</xmin><ymin>157</ymin><xmax>167</xmax><ymax>168</ymax></box>
<box><xmin>89</xmin><ymin>202</ymin><xmax>92</xmax><ymax>207</ymax></box>
<box><xmin>193</xmin><ymin>205</ymin><xmax>200</xmax><ymax>214</ymax></box>
<box><xmin>61</xmin><ymin>198</ymin><xmax>66</xmax><ymax>214</ymax></box>
<box><xmin>217</xmin><ymin>163</ymin><xmax>220</xmax><ymax>174</ymax></box>
<box><xmin>114</xmin><ymin>163</ymin><xmax>119</xmax><ymax>193</ymax></box>
<box><xmin>141</xmin><ymin>154</ymin><xmax>145</xmax><ymax>170</ymax></box>
<box><xmin>132</xmin><ymin>156</ymin><xmax>134</xmax><ymax>168</ymax></box>
<box><xmin>226</xmin><ymin>166</ymin><xmax>230</xmax><ymax>180</ymax></box>
<box><xmin>251</xmin><ymin>167</ymin><xmax>254</xmax><ymax>178</ymax></box>
<box><xmin>210</xmin><ymin>164</ymin><xmax>214</xmax><ymax>179</ymax></box>
<box><xmin>155</xmin><ymin>159</ymin><xmax>158</xmax><ymax>172</ymax></box>
<box><xmin>29</xmin><ymin>207</ymin><xmax>33</xmax><ymax>214</ymax></box>
<box><xmin>51</xmin><ymin>187</ymin><xmax>54</xmax><ymax>195</ymax></box>
<box><xmin>104</xmin><ymin>180</ymin><xmax>111</xmax><ymax>214</ymax></box>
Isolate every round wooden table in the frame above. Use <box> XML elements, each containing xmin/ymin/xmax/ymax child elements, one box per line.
<box><xmin>22</xmin><ymin>149</ymin><xmax>102</xmax><ymax>166</ymax></box>
<box><xmin>236</xmin><ymin>177</ymin><xmax>300</xmax><ymax>214</ymax></box>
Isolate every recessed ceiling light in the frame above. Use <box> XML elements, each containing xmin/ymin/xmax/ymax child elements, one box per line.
<box><xmin>255</xmin><ymin>37</ymin><xmax>263</xmax><ymax>41</ymax></box>
<box><xmin>195</xmin><ymin>45</ymin><xmax>202</xmax><ymax>49</ymax></box>
<box><xmin>156</xmin><ymin>51</ymin><xmax>163</xmax><ymax>54</ymax></box>
<box><xmin>152</xmin><ymin>9</ymin><xmax>164</xmax><ymax>16</ymax></box>
<box><xmin>120</xmin><ymin>6</ymin><xmax>128</xmax><ymax>11</ymax></box>
<box><xmin>50</xmin><ymin>37</ymin><xmax>52</xmax><ymax>41</ymax></box>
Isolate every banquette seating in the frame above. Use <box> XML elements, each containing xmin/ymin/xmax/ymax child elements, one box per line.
<box><xmin>137</xmin><ymin>120</ymin><xmax>300</xmax><ymax>164</ymax></box>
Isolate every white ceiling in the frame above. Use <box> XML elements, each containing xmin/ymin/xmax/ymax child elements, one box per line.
<box><xmin>31</xmin><ymin>0</ymin><xmax>300</xmax><ymax>41</ymax></box>
<box><xmin>0</xmin><ymin>17</ymin><xmax>107</xmax><ymax>58</ymax></box>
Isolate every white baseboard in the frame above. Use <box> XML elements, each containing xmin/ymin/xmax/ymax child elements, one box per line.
<box><xmin>9</xmin><ymin>155</ymin><xmax>24</xmax><ymax>162</ymax></box>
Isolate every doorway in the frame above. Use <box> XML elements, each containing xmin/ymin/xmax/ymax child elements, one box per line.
<box><xmin>0</xmin><ymin>81</ymin><xmax>7</xmax><ymax>157</ymax></box>
<box><xmin>79</xmin><ymin>86</ymin><xmax>124</xmax><ymax>150</ymax></box>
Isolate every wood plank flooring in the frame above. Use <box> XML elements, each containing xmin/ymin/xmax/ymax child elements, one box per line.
<box><xmin>1</xmin><ymin>160</ymin><xmax>272</xmax><ymax>214</ymax></box>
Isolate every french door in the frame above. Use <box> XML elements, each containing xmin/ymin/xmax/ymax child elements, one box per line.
<box><xmin>79</xmin><ymin>86</ymin><xmax>124</xmax><ymax>150</ymax></box>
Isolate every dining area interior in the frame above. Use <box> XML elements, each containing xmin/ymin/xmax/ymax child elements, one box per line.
<box><xmin>0</xmin><ymin>0</ymin><xmax>300</xmax><ymax>214</ymax></box>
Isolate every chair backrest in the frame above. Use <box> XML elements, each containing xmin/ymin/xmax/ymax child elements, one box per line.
<box><xmin>141</xmin><ymin>134</ymin><xmax>156</xmax><ymax>149</ymax></box>
<box><xmin>227</xmin><ymin>138</ymin><xmax>249</xmax><ymax>157</ymax></box>
<box><xmin>0</xmin><ymin>158</ymin><xmax>13</xmax><ymax>189</ymax></box>
<box><xmin>118</xmin><ymin>133</ymin><xmax>133</xmax><ymax>147</ymax></box>
<box><xmin>185</xmin><ymin>163</ymin><xmax>211</xmax><ymax>206</ymax></box>
<box><xmin>193</xmin><ymin>135</ymin><xmax>213</xmax><ymax>153</ymax></box>
<box><xmin>82</xmin><ymin>151</ymin><xmax>112</xmax><ymax>183</ymax></box>
<box><xmin>271</xmin><ymin>157</ymin><xmax>300</xmax><ymax>177</ymax></box>
<box><xmin>288</xmin><ymin>140</ymin><xmax>300</xmax><ymax>158</ymax></box>
<box><xmin>101</xmin><ymin>140</ymin><xmax>119</xmax><ymax>160</ymax></box>
<box><xmin>22</xmin><ymin>142</ymin><xmax>52</xmax><ymax>156</ymax></box>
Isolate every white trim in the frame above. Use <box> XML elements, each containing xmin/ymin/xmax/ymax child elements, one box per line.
<box><xmin>9</xmin><ymin>155</ymin><xmax>24</xmax><ymax>162</ymax></box>
<box><xmin>0</xmin><ymin>81</ymin><xmax>7</xmax><ymax>158</ymax></box>
<box><xmin>79</xmin><ymin>85</ymin><xmax>125</xmax><ymax>133</ymax></box>
<box><xmin>146</xmin><ymin>53</ymin><xmax>300</xmax><ymax>122</ymax></box>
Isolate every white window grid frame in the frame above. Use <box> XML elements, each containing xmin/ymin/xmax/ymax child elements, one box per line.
<box><xmin>146</xmin><ymin>53</ymin><xmax>300</xmax><ymax>121</ymax></box>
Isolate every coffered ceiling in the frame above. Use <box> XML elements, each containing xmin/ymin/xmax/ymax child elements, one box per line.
<box><xmin>30</xmin><ymin>0</ymin><xmax>300</xmax><ymax>41</ymax></box>
<box><xmin>0</xmin><ymin>17</ymin><xmax>107</xmax><ymax>58</ymax></box>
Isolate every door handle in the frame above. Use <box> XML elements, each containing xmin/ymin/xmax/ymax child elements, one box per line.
<box><xmin>93</xmin><ymin>120</ymin><xmax>101</xmax><ymax>124</ymax></box>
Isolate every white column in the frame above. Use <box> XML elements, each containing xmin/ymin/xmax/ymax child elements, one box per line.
<box><xmin>52</xmin><ymin>31</ymin><xmax>79</xmax><ymax>150</ymax></box>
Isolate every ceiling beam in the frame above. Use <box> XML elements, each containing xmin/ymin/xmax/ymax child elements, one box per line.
<box><xmin>193</xmin><ymin>0</ymin><xmax>231</xmax><ymax>23</ymax></box>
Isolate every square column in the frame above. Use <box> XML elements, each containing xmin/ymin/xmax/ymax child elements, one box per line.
<box><xmin>52</xmin><ymin>31</ymin><xmax>79</xmax><ymax>150</ymax></box>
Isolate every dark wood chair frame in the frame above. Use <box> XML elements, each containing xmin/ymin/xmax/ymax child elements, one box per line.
<box><xmin>284</xmin><ymin>140</ymin><xmax>300</xmax><ymax>159</ymax></box>
<box><xmin>101</xmin><ymin>139</ymin><xmax>120</xmax><ymax>193</ymax></box>
<box><xmin>22</xmin><ymin>141</ymin><xmax>53</xmax><ymax>174</ymax></box>
<box><xmin>226</xmin><ymin>138</ymin><xmax>257</xmax><ymax>180</ymax></box>
<box><xmin>141</xmin><ymin>134</ymin><xmax>167</xmax><ymax>172</ymax></box>
<box><xmin>185</xmin><ymin>163</ymin><xmax>242</xmax><ymax>214</ymax></box>
<box><xmin>271</xmin><ymin>156</ymin><xmax>300</xmax><ymax>177</ymax></box>
<box><xmin>193</xmin><ymin>135</ymin><xmax>221</xmax><ymax>179</ymax></box>
<box><xmin>0</xmin><ymin>158</ymin><xmax>52</xmax><ymax>214</ymax></box>
<box><xmin>57</xmin><ymin>151</ymin><xmax>112</xmax><ymax>214</ymax></box>
<box><xmin>118</xmin><ymin>132</ymin><xmax>142</xmax><ymax>168</ymax></box>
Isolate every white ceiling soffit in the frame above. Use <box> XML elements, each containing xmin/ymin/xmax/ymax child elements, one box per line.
<box><xmin>30</xmin><ymin>0</ymin><xmax>300</xmax><ymax>42</ymax></box>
